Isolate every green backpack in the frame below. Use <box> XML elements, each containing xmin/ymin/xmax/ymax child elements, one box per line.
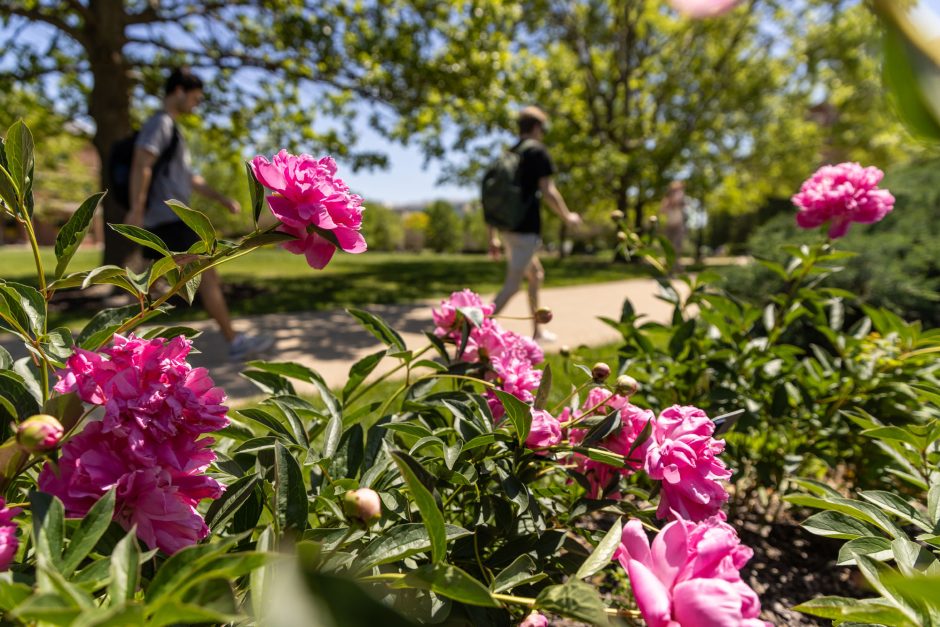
<box><xmin>481</xmin><ymin>139</ymin><xmax>537</xmax><ymax>230</ymax></box>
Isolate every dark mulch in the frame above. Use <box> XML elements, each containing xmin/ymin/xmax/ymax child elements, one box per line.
<box><xmin>735</xmin><ymin>511</ymin><xmax>866</xmax><ymax>626</ymax></box>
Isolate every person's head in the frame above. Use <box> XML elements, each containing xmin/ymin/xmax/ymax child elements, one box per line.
<box><xmin>667</xmin><ymin>181</ymin><xmax>685</xmax><ymax>200</ymax></box>
<box><xmin>164</xmin><ymin>68</ymin><xmax>204</xmax><ymax>114</ymax></box>
<box><xmin>517</xmin><ymin>106</ymin><xmax>548</xmax><ymax>140</ymax></box>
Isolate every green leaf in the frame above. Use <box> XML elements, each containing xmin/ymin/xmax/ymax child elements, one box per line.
<box><xmin>274</xmin><ymin>440</ymin><xmax>308</xmax><ymax>531</ymax></box>
<box><xmin>54</xmin><ymin>192</ymin><xmax>106</xmax><ymax>279</ymax></box>
<box><xmin>357</xmin><ymin>524</ymin><xmax>472</xmax><ymax>570</ymax></box>
<box><xmin>322</xmin><ymin>414</ymin><xmax>344</xmax><ymax>459</ymax></box>
<box><xmin>399</xmin><ymin>563</ymin><xmax>497</xmax><ymax>608</ymax></box>
<box><xmin>883</xmin><ymin>23</ymin><xmax>940</xmax><ymax>141</ymax></box>
<box><xmin>490</xmin><ymin>555</ymin><xmax>546</xmax><ymax>593</ymax></box>
<box><xmin>0</xmin><ymin>573</ymin><xmax>32</xmax><ymax>611</ymax></box>
<box><xmin>576</xmin><ymin>518</ymin><xmax>622</xmax><ymax>579</ymax></box>
<box><xmin>108</xmin><ymin>528</ymin><xmax>140</xmax><ymax>602</ymax></box>
<box><xmin>61</xmin><ymin>488</ymin><xmax>116</xmax><ymax>576</ymax></box>
<box><xmin>148</xmin><ymin>601</ymin><xmax>237</xmax><ymax>627</ymax></box>
<box><xmin>246</xmin><ymin>161</ymin><xmax>265</xmax><ymax>226</ymax></box>
<box><xmin>793</xmin><ymin>596</ymin><xmax>915</xmax><ymax>625</ymax></box>
<box><xmin>76</xmin><ymin>305</ymin><xmax>139</xmax><ymax>346</ymax></box>
<box><xmin>837</xmin><ymin>536</ymin><xmax>893</xmax><ymax>565</ymax></box>
<box><xmin>0</xmin><ymin>164</ymin><xmax>19</xmax><ymax>213</ymax></box>
<box><xmin>783</xmin><ymin>494</ymin><xmax>905</xmax><ymax>538</ymax></box>
<box><xmin>10</xmin><ymin>593</ymin><xmax>81</xmax><ymax>625</ymax></box>
<box><xmin>205</xmin><ymin>474</ymin><xmax>260</xmax><ymax>533</ymax></box>
<box><xmin>535</xmin><ymin>581</ymin><xmax>609</xmax><ymax>626</ymax></box>
<box><xmin>181</xmin><ymin>273</ymin><xmax>201</xmax><ymax>305</ymax></box>
<box><xmin>239</xmin><ymin>231</ymin><xmax>296</xmax><ymax>250</ymax></box>
<box><xmin>494</xmin><ymin>390</ymin><xmax>532</xmax><ymax>445</ymax></box>
<box><xmin>4</xmin><ymin>120</ymin><xmax>34</xmax><ymax>200</ymax></box>
<box><xmin>343</xmin><ymin>349</ymin><xmax>386</xmax><ymax>401</ymax></box>
<box><xmin>0</xmin><ymin>346</ymin><xmax>11</xmax><ymax>370</ymax></box>
<box><xmin>859</xmin><ymin>490</ymin><xmax>933</xmax><ymax>532</ymax></box>
<box><xmin>0</xmin><ymin>370</ymin><xmax>40</xmax><ymax>422</ymax></box>
<box><xmin>862</xmin><ymin>426</ymin><xmax>925</xmax><ymax>449</ymax></box>
<box><xmin>929</xmin><ymin>484</ymin><xmax>940</xmax><ymax>525</ymax></box>
<box><xmin>108</xmin><ymin>224</ymin><xmax>173</xmax><ymax>256</ymax></box>
<box><xmin>0</xmin><ymin>281</ymin><xmax>46</xmax><ymax>336</ymax></box>
<box><xmin>250</xmin><ymin>526</ymin><xmax>275</xmax><ymax>620</ymax></box>
<box><xmin>145</xmin><ymin>535</ymin><xmax>247</xmax><ymax>601</ymax></box>
<box><xmin>32</xmin><ymin>492</ymin><xmax>65</xmax><ymax>572</ymax></box>
<box><xmin>72</xmin><ymin>603</ymin><xmax>145</xmax><ymax>627</ymax></box>
<box><xmin>165</xmin><ymin>200</ymin><xmax>217</xmax><ymax>253</ymax></box>
<box><xmin>802</xmin><ymin>511</ymin><xmax>879</xmax><ymax>540</ymax></box>
<box><xmin>346</xmin><ymin>308</ymin><xmax>407</xmax><ymax>352</ymax></box>
<box><xmin>392</xmin><ymin>451</ymin><xmax>446</xmax><ymax>563</ymax></box>
<box><xmin>854</xmin><ymin>553</ymin><xmax>926</xmax><ymax>624</ymax></box>
<box><xmin>246</xmin><ymin>361</ymin><xmax>340</xmax><ymax>419</ymax></box>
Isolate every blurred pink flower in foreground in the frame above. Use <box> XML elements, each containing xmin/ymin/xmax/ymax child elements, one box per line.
<box><xmin>0</xmin><ymin>500</ymin><xmax>21</xmax><ymax>571</ymax></box>
<box><xmin>667</xmin><ymin>0</ymin><xmax>742</xmax><ymax>18</ymax></box>
<box><xmin>519</xmin><ymin>611</ymin><xmax>549</xmax><ymax>627</ymax></box>
<box><xmin>615</xmin><ymin>516</ymin><xmax>770</xmax><ymax>627</ymax></box>
<box><xmin>250</xmin><ymin>150</ymin><xmax>366</xmax><ymax>269</ymax></box>
<box><xmin>645</xmin><ymin>405</ymin><xmax>732</xmax><ymax>521</ymax></box>
<box><xmin>792</xmin><ymin>162</ymin><xmax>895</xmax><ymax>239</ymax></box>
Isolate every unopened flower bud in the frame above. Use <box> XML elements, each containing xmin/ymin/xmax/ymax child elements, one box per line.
<box><xmin>648</xmin><ymin>215</ymin><xmax>659</xmax><ymax>226</ymax></box>
<box><xmin>591</xmin><ymin>362</ymin><xmax>611</xmax><ymax>383</ymax></box>
<box><xmin>535</xmin><ymin>307</ymin><xmax>553</xmax><ymax>324</ymax></box>
<box><xmin>520</xmin><ymin>611</ymin><xmax>549</xmax><ymax>627</ymax></box>
<box><xmin>614</xmin><ymin>374</ymin><xmax>639</xmax><ymax>397</ymax></box>
<box><xmin>16</xmin><ymin>414</ymin><xmax>63</xmax><ymax>453</ymax></box>
<box><xmin>617</xmin><ymin>231</ymin><xmax>628</xmax><ymax>242</ymax></box>
<box><xmin>343</xmin><ymin>488</ymin><xmax>382</xmax><ymax>524</ymax></box>
<box><xmin>559</xmin><ymin>345</ymin><xmax>571</xmax><ymax>358</ymax></box>
<box><xmin>610</xmin><ymin>210</ymin><xmax>625</xmax><ymax>222</ymax></box>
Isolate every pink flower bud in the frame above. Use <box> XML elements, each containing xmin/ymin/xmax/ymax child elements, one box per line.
<box><xmin>16</xmin><ymin>414</ymin><xmax>63</xmax><ymax>453</ymax></box>
<box><xmin>343</xmin><ymin>488</ymin><xmax>382</xmax><ymax>524</ymax></box>
<box><xmin>591</xmin><ymin>362</ymin><xmax>611</xmax><ymax>383</ymax></box>
<box><xmin>614</xmin><ymin>375</ymin><xmax>639</xmax><ymax>397</ymax></box>
<box><xmin>535</xmin><ymin>308</ymin><xmax>553</xmax><ymax>324</ymax></box>
<box><xmin>519</xmin><ymin>611</ymin><xmax>548</xmax><ymax>627</ymax></box>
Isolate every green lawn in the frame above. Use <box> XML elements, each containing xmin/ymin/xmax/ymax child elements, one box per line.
<box><xmin>1</xmin><ymin>246</ymin><xmax>650</xmax><ymax>328</ymax></box>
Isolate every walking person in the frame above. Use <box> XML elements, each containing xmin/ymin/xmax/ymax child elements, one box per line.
<box><xmin>483</xmin><ymin>106</ymin><xmax>581</xmax><ymax>342</ymax></box>
<box><xmin>127</xmin><ymin>67</ymin><xmax>273</xmax><ymax>360</ymax></box>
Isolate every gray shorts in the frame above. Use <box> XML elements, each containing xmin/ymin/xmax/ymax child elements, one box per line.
<box><xmin>502</xmin><ymin>232</ymin><xmax>541</xmax><ymax>273</ymax></box>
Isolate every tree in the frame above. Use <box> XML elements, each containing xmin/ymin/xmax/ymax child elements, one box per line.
<box><xmin>393</xmin><ymin>1</ymin><xmax>920</xmax><ymax>233</ymax></box>
<box><xmin>360</xmin><ymin>202</ymin><xmax>404</xmax><ymax>251</ymax></box>
<box><xmin>424</xmin><ymin>200</ymin><xmax>461</xmax><ymax>253</ymax></box>
<box><xmin>0</xmin><ymin>0</ymin><xmax>510</xmax><ymax>264</ymax></box>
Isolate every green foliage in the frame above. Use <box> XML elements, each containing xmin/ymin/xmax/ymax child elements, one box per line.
<box><xmin>360</xmin><ymin>202</ymin><xmax>404</xmax><ymax>251</ymax></box>
<box><xmin>423</xmin><ymin>201</ymin><xmax>461</xmax><ymax>253</ymax></box>
<box><xmin>720</xmin><ymin>157</ymin><xmax>940</xmax><ymax>327</ymax></box>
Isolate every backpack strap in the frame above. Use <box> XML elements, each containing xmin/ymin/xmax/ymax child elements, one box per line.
<box><xmin>512</xmin><ymin>138</ymin><xmax>539</xmax><ymax>155</ymax></box>
<box><xmin>152</xmin><ymin>121</ymin><xmax>180</xmax><ymax>178</ymax></box>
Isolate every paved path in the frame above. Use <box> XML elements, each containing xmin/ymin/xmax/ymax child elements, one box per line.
<box><xmin>0</xmin><ymin>278</ymin><xmax>685</xmax><ymax>402</ymax></box>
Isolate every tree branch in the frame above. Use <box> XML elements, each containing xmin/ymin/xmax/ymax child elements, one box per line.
<box><xmin>0</xmin><ymin>4</ymin><xmax>86</xmax><ymax>47</ymax></box>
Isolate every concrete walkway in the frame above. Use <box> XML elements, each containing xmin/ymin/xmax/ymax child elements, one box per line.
<box><xmin>181</xmin><ymin>277</ymin><xmax>682</xmax><ymax>400</ymax></box>
<box><xmin>0</xmin><ymin>278</ymin><xmax>685</xmax><ymax>402</ymax></box>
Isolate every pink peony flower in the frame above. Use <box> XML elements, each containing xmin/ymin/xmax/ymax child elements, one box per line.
<box><xmin>569</xmin><ymin>393</ymin><xmax>654</xmax><ymax>498</ymax></box>
<box><xmin>615</xmin><ymin>516</ymin><xmax>769</xmax><ymax>627</ymax></box>
<box><xmin>0</xmin><ymin>499</ymin><xmax>21</xmax><ymax>571</ymax></box>
<box><xmin>44</xmin><ymin>334</ymin><xmax>229</xmax><ymax>554</ymax></box>
<box><xmin>250</xmin><ymin>150</ymin><xmax>366</xmax><ymax>269</ymax></box>
<box><xmin>519</xmin><ymin>611</ymin><xmax>549</xmax><ymax>627</ymax></box>
<box><xmin>667</xmin><ymin>0</ymin><xmax>742</xmax><ymax>18</ymax></box>
<box><xmin>645</xmin><ymin>406</ymin><xmax>732</xmax><ymax>521</ymax></box>
<box><xmin>38</xmin><ymin>421</ymin><xmax>223</xmax><ymax>554</ymax></box>
<box><xmin>432</xmin><ymin>290</ymin><xmax>496</xmax><ymax>339</ymax></box>
<box><xmin>526</xmin><ymin>409</ymin><xmax>562</xmax><ymax>453</ymax></box>
<box><xmin>54</xmin><ymin>334</ymin><xmax>229</xmax><ymax>444</ymax></box>
<box><xmin>792</xmin><ymin>162</ymin><xmax>895</xmax><ymax>239</ymax></box>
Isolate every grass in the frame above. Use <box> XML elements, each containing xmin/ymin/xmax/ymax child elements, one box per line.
<box><xmin>0</xmin><ymin>246</ymin><xmax>651</xmax><ymax>329</ymax></box>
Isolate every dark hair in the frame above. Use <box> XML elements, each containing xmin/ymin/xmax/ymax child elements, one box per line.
<box><xmin>518</xmin><ymin>114</ymin><xmax>544</xmax><ymax>135</ymax></box>
<box><xmin>164</xmin><ymin>68</ymin><xmax>204</xmax><ymax>96</ymax></box>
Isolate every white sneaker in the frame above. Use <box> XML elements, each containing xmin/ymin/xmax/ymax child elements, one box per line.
<box><xmin>229</xmin><ymin>333</ymin><xmax>275</xmax><ymax>362</ymax></box>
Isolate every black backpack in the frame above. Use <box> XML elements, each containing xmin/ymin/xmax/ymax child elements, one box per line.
<box><xmin>108</xmin><ymin>124</ymin><xmax>179</xmax><ymax>211</ymax></box>
<box><xmin>481</xmin><ymin>138</ymin><xmax>537</xmax><ymax>230</ymax></box>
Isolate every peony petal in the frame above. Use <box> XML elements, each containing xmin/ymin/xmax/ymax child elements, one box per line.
<box><xmin>627</xmin><ymin>560</ymin><xmax>674</xmax><ymax>627</ymax></box>
<box><xmin>672</xmin><ymin>579</ymin><xmax>746</xmax><ymax>626</ymax></box>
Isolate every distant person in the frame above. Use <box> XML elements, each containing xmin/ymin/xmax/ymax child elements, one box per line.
<box><xmin>127</xmin><ymin>67</ymin><xmax>273</xmax><ymax>360</ymax></box>
<box><xmin>661</xmin><ymin>181</ymin><xmax>688</xmax><ymax>272</ymax></box>
<box><xmin>482</xmin><ymin>106</ymin><xmax>581</xmax><ymax>342</ymax></box>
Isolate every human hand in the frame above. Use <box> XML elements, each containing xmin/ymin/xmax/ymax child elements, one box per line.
<box><xmin>565</xmin><ymin>213</ymin><xmax>583</xmax><ymax>228</ymax></box>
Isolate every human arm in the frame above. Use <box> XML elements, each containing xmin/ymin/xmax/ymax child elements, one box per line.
<box><xmin>192</xmin><ymin>174</ymin><xmax>240</xmax><ymax>213</ymax></box>
<box><xmin>538</xmin><ymin>177</ymin><xmax>581</xmax><ymax>227</ymax></box>
<box><xmin>127</xmin><ymin>147</ymin><xmax>157</xmax><ymax>228</ymax></box>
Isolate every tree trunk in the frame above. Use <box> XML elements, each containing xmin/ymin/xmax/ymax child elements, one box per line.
<box><xmin>86</xmin><ymin>0</ymin><xmax>134</xmax><ymax>267</ymax></box>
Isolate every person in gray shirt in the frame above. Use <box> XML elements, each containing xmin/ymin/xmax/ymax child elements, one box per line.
<box><xmin>128</xmin><ymin>68</ymin><xmax>273</xmax><ymax>360</ymax></box>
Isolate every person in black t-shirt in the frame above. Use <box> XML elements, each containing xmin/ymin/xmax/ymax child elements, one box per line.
<box><xmin>489</xmin><ymin>106</ymin><xmax>581</xmax><ymax>341</ymax></box>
